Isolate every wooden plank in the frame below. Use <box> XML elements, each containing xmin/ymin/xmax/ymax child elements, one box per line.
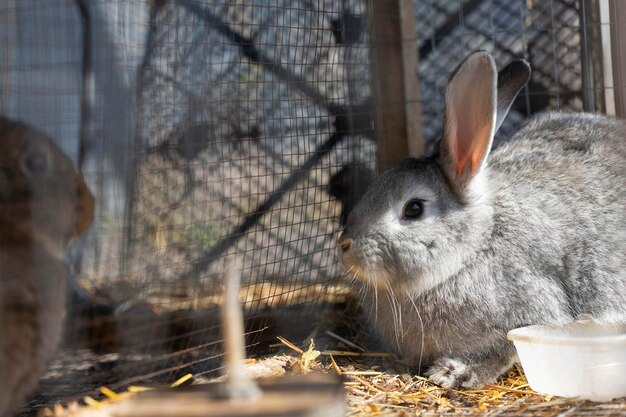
<box><xmin>399</xmin><ymin>0</ymin><xmax>425</xmax><ymax>159</ymax></box>
<box><xmin>609</xmin><ymin>0</ymin><xmax>626</xmax><ymax>118</ymax></box>
<box><xmin>71</xmin><ymin>375</ymin><xmax>345</xmax><ymax>417</ymax></box>
<box><xmin>368</xmin><ymin>0</ymin><xmax>424</xmax><ymax>172</ymax></box>
<box><xmin>579</xmin><ymin>0</ymin><xmax>600</xmax><ymax>112</ymax></box>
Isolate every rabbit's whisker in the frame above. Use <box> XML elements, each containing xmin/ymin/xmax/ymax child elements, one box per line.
<box><xmin>384</xmin><ymin>277</ymin><xmax>403</xmax><ymax>351</ymax></box>
<box><xmin>405</xmin><ymin>288</ymin><xmax>425</xmax><ymax>376</ymax></box>
<box><xmin>373</xmin><ymin>277</ymin><xmax>379</xmax><ymax>324</ymax></box>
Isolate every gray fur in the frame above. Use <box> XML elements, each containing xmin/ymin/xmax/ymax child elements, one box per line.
<box><xmin>338</xmin><ymin>52</ymin><xmax>626</xmax><ymax>388</ymax></box>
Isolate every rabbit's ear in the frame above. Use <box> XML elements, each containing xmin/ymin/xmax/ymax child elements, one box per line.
<box><xmin>74</xmin><ymin>175</ymin><xmax>95</xmax><ymax>238</ymax></box>
<box><xmin>496</xmin><ymin>59</ymin><xmax>531</xmax><ymax>131</ymax></box>
<box><xmin>440</xmin><ymin>51</ymin><xmax>497</xmax><ymax>198</ymax></box>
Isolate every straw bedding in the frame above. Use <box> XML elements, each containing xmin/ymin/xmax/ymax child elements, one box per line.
<box><xmin>36</xmin><ymin>285</ymin><xmax>626</xmax><ymax>417</ymax></box>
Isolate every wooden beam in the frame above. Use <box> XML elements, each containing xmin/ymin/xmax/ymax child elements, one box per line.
<box><xmin>609</xmin><ymin>0</ymin><xmax>626</xmax><ymax>118</ymax></box>
<box><xmin>367</xmin><ymin>0</ymin><xmax>424</xmax><ymax>172</ymax></box>
<box><xmin>579</xmin><ymin>0</ymin><xmax>599</xmax><ymax>112</ymax></box>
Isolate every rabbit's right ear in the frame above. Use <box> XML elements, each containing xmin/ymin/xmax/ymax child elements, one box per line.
<box><xmin>440</xmin><ymin>51</ymin><xmax>497</xmax><ymax>200</ymax></box>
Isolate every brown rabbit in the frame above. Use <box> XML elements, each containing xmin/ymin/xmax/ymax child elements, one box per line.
<box><xmin>0</xmin><ymin>116</ymin><xmax>94</xmax><ymax>416</ymax></box>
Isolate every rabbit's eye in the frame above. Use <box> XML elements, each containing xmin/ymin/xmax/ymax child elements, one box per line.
<box><xmin>403</xmin><ymin>199</ymin><xmax>424</xmax><ymax>219</ymax></box>
<box><xmin>22</xmin><ymin>151</ymin><xmax>50</xmax><ymax>177</ymax></box>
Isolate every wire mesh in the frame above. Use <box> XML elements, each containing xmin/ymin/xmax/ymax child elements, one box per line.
<box><xmin>0</xmin><ymin>0</ymin><xmax>622</xmax><ymax>415</ymax></box>
<box><xmin>414</xmin><ymin>0</ymin><xmax>606</xmax><ymax>150</ymax></box>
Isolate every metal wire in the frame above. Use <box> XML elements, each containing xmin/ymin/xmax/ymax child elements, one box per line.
<box><xmin>0</xmin><ymin>0</ymin><xmax>620</xmax><ymax>415</ymax></box>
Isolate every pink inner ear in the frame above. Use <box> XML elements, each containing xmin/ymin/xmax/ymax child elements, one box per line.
<box><xmin>455</xmin><ymin>135</ymin><xmax>470</xmax><ymax>177</ymax></box>
<box><xmin>444</xmin><ymin>52</ymin><xmax>497</xmax><ymax>182</ymax></box>
<box><xmin>454</xmin><ymin>91</ymin><xmax>471</xmax><ymax>177</ymax></box>
<box><xmin>471</xmin><ymin>123</ymin><xmax>492</xmax><ymax>172</ymax></box>
<box><xmin>453</xmin><ymin>95</ymin><xmax>492</xmax><ymax>177</ymax></box>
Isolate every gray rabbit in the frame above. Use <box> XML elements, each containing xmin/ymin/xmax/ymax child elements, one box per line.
<box><xmin>338</xmin><ymin>51</ymin><xmax>626</xmax><ymax>388</ymax></box>
<box><xmin>0</xmin><ymin>116</ymin><xmax>94</xmax><ymax>415</ymax></box>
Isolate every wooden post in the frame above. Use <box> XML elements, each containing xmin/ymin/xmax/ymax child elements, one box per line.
<box><xmin>367</xmin><ymin>0</ymin><xmax>424</xmax><ymax>172</ymax></box>
<box><xmin>579</xmin><ymin>0</ymin><xmax>600</xmax><ymax>112</ymax></box>
<box><xmin>609</xmin><ymin>0</ymin><xmax>626</xmax><ymax>118</ymax></box>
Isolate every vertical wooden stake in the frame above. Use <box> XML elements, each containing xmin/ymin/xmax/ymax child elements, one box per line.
<box><xmin>368</xmin><ymin>0</ymin><xmax>424</xmax><ymax>172</ymax></box>
<box><xmin>609</xmin><ymin>0</ymin><xmax>626</xmax><ymax>118</ymax></box>
<box><xmin>221</xmin><ymin>257</ymin><xmax>261</xmax><ymax>400</ymax></box>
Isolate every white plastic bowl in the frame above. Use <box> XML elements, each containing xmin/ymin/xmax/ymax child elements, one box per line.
<box><xmin>507</xmin><ymin>320</ymin><xmax>626</xmax><ymax>401</ymax></box>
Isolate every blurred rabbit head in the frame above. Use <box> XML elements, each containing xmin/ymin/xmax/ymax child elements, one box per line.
<box><xmin>0</xmin><ymin>116</ymin><xmax>94</xmax><ymax>256</ymax></box>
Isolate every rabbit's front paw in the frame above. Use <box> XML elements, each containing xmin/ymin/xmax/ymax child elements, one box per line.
<box><xmin>426</xmin><ymin>357</ymin><xmax>481</xmax><ymax>388</ymax></box>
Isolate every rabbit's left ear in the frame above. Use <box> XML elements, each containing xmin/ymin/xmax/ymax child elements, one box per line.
<box><xmin>495</xmin><ymin>59</ymin><xmax>531</xmax><ymax>132</ymax></box>
<box><xmin>440</xmin><ymin>51</ymin><xmax>497</xmax><ymax>198</ymax></box>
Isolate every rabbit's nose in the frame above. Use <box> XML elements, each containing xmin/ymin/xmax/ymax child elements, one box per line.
<box><xmin>339</xmin><ymin>238</ymin><xmax>352</xmax><ymax>253</ymax></box>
